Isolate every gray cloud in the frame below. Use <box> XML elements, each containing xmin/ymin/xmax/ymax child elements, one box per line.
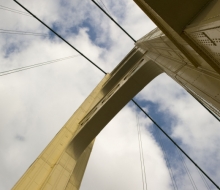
<box><xmin>15</xmin><ymin>135</ymin><xmax>25</xmax><ymax>141</ymax></box>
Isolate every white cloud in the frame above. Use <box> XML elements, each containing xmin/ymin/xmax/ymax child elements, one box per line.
<box><xmin>137</xmin><ymin>73</ymin><xmax>220</xmax><ymax>187</ymax></box>
<box><xmin>81</xmin><ymin>106</ymin><xmax>171</xmax><ymax>190</ymax></box>
<box><xmin>0</xmin><ymin>0</ymin><xmax>219</xmax><ymax>189</ymax></box>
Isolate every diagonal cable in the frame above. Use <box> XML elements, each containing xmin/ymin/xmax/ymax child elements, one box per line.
<box><xmin>132</xmin><ymin>99</ymin><xmax>220</xmax><ymax>190</ymax></box>
<box><xmin>93</xmin><ymin>0</ymin><xmax>220</xmax><ymax>122</ymax></box>
<box><xmin>137</xmin><ymin>115</ymin><xmax>148</xmax><ymax>190</ymax></box>
<box><xmin>91</xmin><ymin>0</ymin><xmax>136</xmax><ymax>43</ymax></box>
<box><xmin>0</xmin><ymin>55</ymin><xmax>79</xmax><ymax>76</ymax></box>
<box><xmin>136</xmin><ymin>114</ymin><xmax>146</xmax><ymax>190</ymax></box>
<box><xmin>136</xmin><ymin>113</ymin><xmax>148</xmax><ymax>190</ymax></box>
<box><xmin>0</xmin><ymin>5</ymin><xmax>31</xmax><ymax>17</ymax></box>
<box><xmin>90</xmin><ymin>0</ymin><xmax>220</xmax><ymax>122</ymax></box>
<box><xmin>177</xmin><ymin>148</ymin><xmax>198</xmax><ymax>190</ymax></box>
<box><xmin>197</xmin><ymin>168</ymin><xmax>211</xmax><ymax>190</ymax></box>
<box><xmin>14</xmin><ymin>0</ymin><xmax>106</xmax><ymax>74</ymax></box>
<box><xmin>91</xmin><ymin>0</ymin><xmax>220</xmax><ymax>123</ymax></box>
<box><xmin>157</xmin><ymin>128</ymin><xmax>178</xmax><ymax>190</ymax></box>
<box><xmin>0</xmin><ymin>29</ymin><xmax>48</xmax><ymax>37</ymax></box>
<box><xmin>99</xmin><ymin>0</ymin><xmax>111</xmax><ymax>15</ymax></box>
<box><xmin>13</xmin><ymin>1</ymin><xmax>220</xmax><ymax>189</ymax></box>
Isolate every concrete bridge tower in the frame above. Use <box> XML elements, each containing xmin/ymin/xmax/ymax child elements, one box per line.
<box><xmin>13</xmin><ymin>0</ymin><xmax>220</xmax><ymax>189</ymax></box>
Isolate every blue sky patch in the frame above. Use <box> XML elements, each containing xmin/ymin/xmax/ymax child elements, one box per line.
<box><xmin>15</xmin><ymin>134</ymin><xmax>25</xmax><ymax>142</ymax></box>
<box><xmin>4</xmin><ymin>43</ymin><xmax>19</xmax><ymax>58</ymax></box>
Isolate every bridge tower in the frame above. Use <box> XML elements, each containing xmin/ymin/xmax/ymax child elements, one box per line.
<box><xmin>13</xmin><ymin>0</ymin><xmax>220</xmax><ymax>189</ymax></box>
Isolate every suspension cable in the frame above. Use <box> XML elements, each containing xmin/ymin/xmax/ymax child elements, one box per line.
<box><xmin>156</xmin><ymin>128</ymin><xmax>178</xmax><ymax>190</ymax></box>
<box><xmin>0</xmin><ymin>29</ymin><xmax>48</xmax><ymax>37</ymax></box>
<box><xmin>136</xmin><ymin>114</ymin><xmax>146</xmax><ymax>190</ymax></box>
<box><xmin>0</xmin><ymin>5</ymin><xmax>31</xmax><ymax>17</ymax></box>
<box><xmin>14</xmin><ymin>0</ymin><xmax>106</xmax><ymax>74</ymax></box>
<box><xmin>13</xmin><ymin>1</ymin><xmax>220</xmax><ymax>188</ymax></box>
<box><xmin>197</xmin><ymin>168</ymin><xmax>211</xmax><ymax>190</ymax></box>
<box><xmin>98</xmin><ymin>0</ymin><xmax>111</xmax><ymax>15</ymax></box>
<box><xmin>177</xmin><ymin>149</ymin><xmax>198</xmax><ymax>190</ymax></box>
<box><xmin>132</xmin><ymin>99</ymin><xmax>220</xmax><ymax>190</ymax></box>
<box><xmin>138</xmin><ymin>116</ymin><xmax>148</xmax><ymax>190</ymax></box>
<box><xmin>136</xmin><ymin>114</ymin><xmax>148</xmax><ymax>190</ymax></box>
<box><xmin>0</xmin><ymin>55</ymin><xmax>79</xmax><ymax>76</ymax></box>
<box><xmin>92</xmin><ymin>0</ymin><xmax>220</xmax><ymax>123</ymax></box>
<box><xmin>91</xmin><ymin>0</ymin><xmax>136</xmax><ymax>43</ymax></box>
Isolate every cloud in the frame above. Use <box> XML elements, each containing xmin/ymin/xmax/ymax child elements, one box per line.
<box><xmin>137</xmin><ymin>73</ymin><xmax>220</xmax><ymax>188</ymax></box>
<box><xmin>0</xmin><ymin>0</ymin><xmax>219</xmax><ymax>189</ymax></box>
<box><xmin>81</xmin><ymin>106</ymin><xmax>171</xmax><ymax>190</ymax></box>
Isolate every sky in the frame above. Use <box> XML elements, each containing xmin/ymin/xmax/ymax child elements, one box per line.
<box><xmin>0</xmin><ymin>0</ymin><xmax>220</xmax><ymax>189</ymax></box>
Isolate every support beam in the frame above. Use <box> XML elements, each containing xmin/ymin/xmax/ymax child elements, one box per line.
<box><xmin>140</xmin><ymin>0</ymin><xmax>212</xmax><ymax>34</ymax></box>
<box><xmin>134</xmin><ymin>0</ymin><xmax>220</xmax><ymax>74</ymax></box>
<box><xmin>13</xmin><ymin>1</ymin><xmax>220</xmax><ymax>188</ymax></box>
<box><xmin>12</xmin><ymin>49</ymin><xmax>163</xmax><ymax>190</ymax></box>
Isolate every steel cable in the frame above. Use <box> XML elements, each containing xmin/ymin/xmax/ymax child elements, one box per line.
<box><xmin>13</xmin><ymin>1</ymin><xmax>220</xmax><ymax>189</ymax></box>
<box><xmin>0</xmin><ymin>5</ymin><xmax>30</xmax><ymax>17</ymax></box>
<box><xmin>132</xmin><ymin>99</ymin><xmax>220</xmax><ymax>190</ymax></box>
<box><xmin>136</xmin><ymin>114</ymin><xmax>146</xmax><ymax>190</ymax></box>
<box><xmin>0</xmin><ymin>55</ymin><xmax>79</xmax><ymax>76</ymax></box>
<box><xmin>157</xmin><ymin>128</ymin><xmax>178</xmax><ymax>190</ymax></box>
<box><xmin>14</xmin><ymin>0</ymin><xmax>106</xmax><ymax>74</ymax></box>
<box><xmin>97</xmin><ymin>0</ymin><xmax>111</xmax><ymax>15</ymax></box>
<box><xmin>91</xmin><ymin>0</ymin><xmax>136</xmax><ymax>43</ymax></box>
<box><xmin>177</xmin><ymin>149</ymin><xmax>198</xmax><ymax>190</ymax></box>
<box><xmin>197</xmin><ymin>168</ymin><xmax>211</xmax><ymax>190</ymax></box>
<box><xmin>136</xmin><ymin>114</ymin><xmax>148</xmax><ymax>190</ymax></box>
<box><xmin>0</xmin><ymin>29</ymin><xmax>48</xmax><ymax>37</ymax></box>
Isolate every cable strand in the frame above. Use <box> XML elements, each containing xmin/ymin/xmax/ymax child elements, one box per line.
<box><xmin>137</xmin><ymin>115</ymin><xmax>148</xmax><ymax>190</ymax></box>
<box><xmin>0</xmin><ymin>5</ymin><xmax>31</xmax><ymax>17</ymax></box>
<box><xmin>131</xmin><ymin>99</ymin><xmax>220</xmax><ymax>190</ymax></box>
<box><xmin>177</xmin><ymin>149</ymin><xmax>198</xmax><ymax>190</ymax></box>
<box><xmin>91</xmin><ymin>0</ymin><xmax>136</xmax><ymax>43</ymax></box>
<box><xmin>11</xmin><ymin>2</ymin><xmax>220</xmax><ymax>189</ymax></box>
<box><xmin>99</xmin><ymin>0</ymin><xmax>111</xmax><ymax>15</ymax></box>
<box><xmin>0</xmin><ymin>29</ymin><xmax>48</xmax><ymax>37</ymax></box>
<box><xmin>0</xmin><ymin>55</ymin><xmax>79</xmax><ymax>76</ymax></box>
<box><xmin>136</xmin><ymin>114</ymin><xmax>146</xmax><ymax>190</ymax></box>
<box><xmin>157</xmin><ymin>128</ymin><xmax>178</xmax><ymax>190</ymax></box>
<box><xmin>14</xmin><ymin>0</ymin><xmax>107</xmax><ymax>74</ymax></box>
<box><xmin>197</xmin><ymin>168</ymin><xmax>211</xmax><ymax>190</ymax></box>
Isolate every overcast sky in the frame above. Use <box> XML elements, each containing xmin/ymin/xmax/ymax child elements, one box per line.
<box><xmin>0</xmin><ymin>0</ymin><xmax>220</xmax><ymax>190</ymax></box>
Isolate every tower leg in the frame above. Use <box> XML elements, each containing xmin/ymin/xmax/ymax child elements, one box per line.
<box><xmin>12</xmin><ymin>75</ymin><xmax>109</xmax><ymax>190</ymax></box>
